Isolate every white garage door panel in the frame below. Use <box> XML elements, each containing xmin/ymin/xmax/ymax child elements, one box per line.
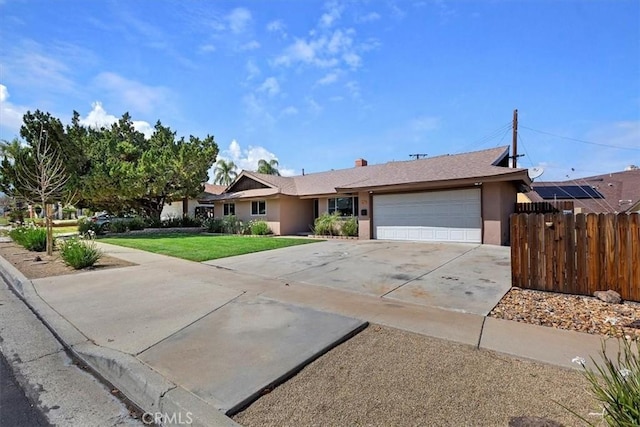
<box><xmin>373</xmin><ymin>189</ymin><xmax>481</xmax><ymax>243</ymax></box>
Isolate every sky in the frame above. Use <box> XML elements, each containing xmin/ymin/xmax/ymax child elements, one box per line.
<box><xmin>1</xmin><ymin>0</ymin><xmax>639</xmax><ymax>182</ymax></box>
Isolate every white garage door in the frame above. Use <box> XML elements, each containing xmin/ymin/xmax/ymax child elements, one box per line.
<box><xmin>373</xmin><ymin>188</ymin><xmax>482</xmax><ymax>243</ymax></box>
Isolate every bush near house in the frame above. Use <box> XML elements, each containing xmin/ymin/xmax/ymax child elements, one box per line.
<box><xmin>313</xmin><ymin>212</ymin><xmax>340</xmax><ymax>236</ymax></box>
<box><xmin>250</xmin><ymin>220</ymin><xmax>272</xmax><ymax>236</ymax></box>
<box><xmin>341</xmin><ymin>217</ymin><xmax>358</xmax><ymax>237</ymax></box>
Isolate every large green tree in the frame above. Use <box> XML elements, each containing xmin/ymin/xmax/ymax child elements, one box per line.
<box><xmin>79</xmin><ymin>115</ymin><xmax>218</xmax><ymax>220</ymax></box>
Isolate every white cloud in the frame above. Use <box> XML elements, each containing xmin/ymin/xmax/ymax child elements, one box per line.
<box><xmin>410</xmin><ymin>116</ymin><xmax>441</xmax><ymax>132</ymax></box>
<box><xmin>246</xmin><ymin>60</ymin><xmax>261</xmax><ymax>80</ymax></box>
<box><xmin>0</xmin><ymin>84</ymin><xmax>26</xmax><ymax>134</ymax></box>
<box><xmin>217</xmin><ymin>139</ymin><xmax>295</xmax><ymax>176</ymax></box>
<box><xmin>266</xmin><ymin>19</ymin><xmax>287</xmax><ymax>37</ymax></box>
<box><xmin>79</xmin><ymin>102</ymin><xmax>153</xmax><ymax>138</ymax></box>
<box><xmin>226</xmin><ymin>8</ymin><xmax>252</xmax><ymax>34</ymax></box>
<box><xmin>280</xmin><ymin>106</ymin><xmax>299</xmax><ymax>117</ymax></box>
<box><xmin>273</xmin><ymin>27</ymin><xmax>365</xmax><ymax>70</ymax></box>
<box><xmin>357</xmin><ymin>12</ymin><xmax>381</xmax><ymax>23</ymax></box>
<box><xmin>240</xmin><ymin>40</ymin><xmax>260</xmax><ymax>51</ymax></box>
<box><xmin>93</xmin><ymin>72</ymin><xmax>170</xmax><ymax>116</ymax></box>
<box><xmin>258</xmin><ymin>77</ymin><xmax>280</xmax><ymax>96</ymax></box>
<box><xmin>319</xmin><ymin>1</ymin><xmax>343</xmax><ymax>28</ymax></box>
<box><xmin>316</xmin><ymin>72</ymin><xmax>339</xmax><ymax>85</ymax></box>
<box><xmin>199</xmin><ymin>44</ymin><xmax>216</xmax><ymax>53</ymax></box>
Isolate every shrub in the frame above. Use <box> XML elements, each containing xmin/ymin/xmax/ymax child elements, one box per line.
<box><xmin>180</xmin><ymin>215</ymin><xmax>202</xmax><ymax>228</ymax></box>
<box><xmin>314</xmin><ymin>212</ymin><xmax>340</xmax><ymax>236</ymax></box>
<box><xmin>78</xmin><ymin>218</ymin><xmax>105</xmax><ymax>236</ymax></box>
<box><xmin>564</xmin><ymin>339</ymin><xmax>640</xmax><ymax>426</ymax></box>
<box><xmin>9</xmin><ymin>225</ymin><xmax>47</xmax><ymax>252</ymax></box>
<box><xmin>59</xmin><ymin>236</ymin><xmax>102</xmax><ymax>269</ymax></box>
<box><xmin>128</xmin><ymin>216</ymin><xmax>146</xmax><ymax>231</ymax></box>
<box><xmin>203</xmin><ymin>218</ymin><xmax>224</xmax><ymax>233</ymax></box>
<box><xmin>109</xmin><ymin>219</ymin><xmax>129</xmax><ymax>233</ymax></box>
<box><xmin>250</xmin><ymin>220</ymin><xmax>272</xmax><ymax>236</ymax></box>
<box><xmin>222</xmin><ymin>215</ymin><xmax>243</xmax><ymax>234</ymax></box>
<box><xmin>341</xmin><ymin>217</ymin><xmax>358</xmax><ymax>237</ymax></box>
<box><xmin>144</xmin><ymin>217</ymin><xmax>162</xmax><ymax>228</ymax></box>
<box><xmin>8</xmin><ymin>209</ymin><xmax>26</xmax><ymax>223</ymax></box>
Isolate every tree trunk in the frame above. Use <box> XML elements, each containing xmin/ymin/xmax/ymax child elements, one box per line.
<box><xmin>45</xmin><ymin>203</ymin><xmax>53</xmax><ymax>256</ymax></box>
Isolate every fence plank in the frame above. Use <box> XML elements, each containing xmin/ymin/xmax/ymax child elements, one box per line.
<box><xmin>631</xmin><ymin>214</ymin><xmax>640</xmax><ymax>301</ymax></box>
<box><xmin>587</xmin><ymin>214</ymin><xmax>600</xmax><ymax>296</ymax></box>
<box><xmin>544</xmin><ymin>213</ymin><xmax>555</xmax><ymax>292</ymax></box>
<box><xmin>529</xmin><ymin>213</ymin><xmax>539</xmax><ymax>288</ymax></box>
<box><xmin>617</xmin><ymin>214</ymin><xmax>630</xmax><ymax>300</ymax></box>
<box><xmin>510</xmin><ymin>214</ymin><xmax>521</xmax><ymax>287</ymax></box>
<box><xmin>575</xmin><ymin>214</ymin><xmax>587</xmax><ymax>296</ymax></box>
<box><xmin>554</xmin><ymin>214</ymin><xmax>566</xmax><ymax>292</ymax></box>
<box><xmin>564</xmin><ymin>214</ymin><xmax>576</xmax><ymax>293</ymax></box>
<box><xmin>519</xmin><ymin>214</ymin><xmax>530</xmax><ymax>289</ymax></box>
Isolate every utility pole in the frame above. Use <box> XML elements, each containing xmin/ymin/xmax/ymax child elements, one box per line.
<box><xmin>409</xmin><ymin>153</ymin><xmax>428</xmax><ymax>160</ymax></box>
<box><xmin>512</xmin><ymin>109</ymin><xmax>518</xmax><ymax>168</ymax></box>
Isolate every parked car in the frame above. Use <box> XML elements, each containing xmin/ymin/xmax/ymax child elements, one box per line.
<box><xmin>89</xmin><ymin>212</ymin><xmax>111</xmax><ymax>228</ymax></box>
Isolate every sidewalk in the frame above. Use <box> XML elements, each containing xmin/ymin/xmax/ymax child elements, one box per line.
<box><xmin>0</xmin><ymin>241</ymin><xmax>622</xmax><ymax>426</ymax></box>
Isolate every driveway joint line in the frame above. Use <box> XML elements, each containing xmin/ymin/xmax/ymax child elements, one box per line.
<box><xmin>135</xmin><ymin>290</ymin><xmax>246</xmax><ymax>356</ymax></box>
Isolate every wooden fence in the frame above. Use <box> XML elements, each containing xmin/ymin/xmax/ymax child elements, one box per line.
<box><xmin>510</xmin><ymin>213</ymin><xmax>640</xmax><ymax>302</ymax></box>
<box><xmin>515</xmin><ymin>201</ymin><xmax>574</xmax><ymax>214</ymax></box>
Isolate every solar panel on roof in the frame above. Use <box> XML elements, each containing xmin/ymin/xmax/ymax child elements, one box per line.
<box><xmin>535</xmin><ymin>185</ymin><xmax>604</xmax><ymax>200</ymax></box>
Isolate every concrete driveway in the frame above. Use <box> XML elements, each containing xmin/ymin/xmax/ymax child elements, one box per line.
<box><xmin>203</xmin><ymin>240</ymin><xmax>512</xmax><ymax>316</ymax></box>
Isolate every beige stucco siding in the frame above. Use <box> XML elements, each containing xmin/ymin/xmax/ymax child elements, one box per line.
<box><xmin>482</xmin><ymin>181</ymin><xmax>517</xmax><ymax>245</ymax></box>
<box><xmin>279</xmin><ymin>197</ymin><xmax>314</xmax><ymax>235</ymax></box>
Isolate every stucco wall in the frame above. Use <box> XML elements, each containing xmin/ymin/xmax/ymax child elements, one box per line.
<box><xmin>161</xmin><ymin>199</ymin><xmax>207</xmax><ymax>219</ymax></box>
<box><xmin>358</xmin><ymin>191</ymin><xmax>371</xmax><ymax>239</ymax></box>
<box><xmin>482</xmin><ymin>181</ymin><xmax>517</xmax><ymax>245</ymax></box>
<box><xmin>279</xmin><ymin>197</ymin><xmax>314</xmax><ymax>235</ymax></box>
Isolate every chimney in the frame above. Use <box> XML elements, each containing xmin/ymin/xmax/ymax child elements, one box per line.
<box><xmin>355</xmin><ymin>158</ymin><xmax>368</xmax><ymax>167</ymax></box>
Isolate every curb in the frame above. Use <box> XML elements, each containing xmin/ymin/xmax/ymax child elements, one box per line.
<box><xmin>0</xmin><ymin>255</ymin><xmax>239</xmax><ymax>427</ymax></box>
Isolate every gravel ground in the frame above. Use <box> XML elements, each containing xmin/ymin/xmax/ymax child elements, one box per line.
<box><xmin>233</xmin><ymin>325</ymin><xmax>602</xmax><ymax>427</ymax></box>
<box><xmin>490</xmin><ymin>288</ymin><xmax>640</xmax><ymax>340</ymax></box>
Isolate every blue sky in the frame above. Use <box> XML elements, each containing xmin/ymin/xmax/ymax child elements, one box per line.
<box><xmin>1</xmin><ymin>0</ymin><xmax>638</xmax><ymax>181</ymax></box>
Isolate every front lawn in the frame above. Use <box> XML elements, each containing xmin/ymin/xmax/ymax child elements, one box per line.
<box><xmin>100</xmin><ymin>233</ymin><xmax>320</xmax><ymax>262</ymax></box>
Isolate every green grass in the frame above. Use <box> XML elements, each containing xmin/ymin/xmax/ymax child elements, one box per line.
<box><xmin>53</xmin><ymin>225</ymin><xmax>79</xmax><ymax>235</ymax></box>
<box><xmin>0</xmin><ymin>217</ymin><xmax>8</xmax><ymax>226</ymax></box>
<box><xmin>100</xmin><ymin>233</ymin><xmax>320</xmax><ymax>262</ymax></box>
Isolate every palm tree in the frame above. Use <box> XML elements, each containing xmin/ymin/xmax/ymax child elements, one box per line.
<box><xmin>257</xmin><ymin>158</ymin><xmax>280</xmax><ymax>176</ymax></box>
<box><xmin>213</xmin><ymin>159</ymin><xmax>238</xmax><ymax>186</ymax></box>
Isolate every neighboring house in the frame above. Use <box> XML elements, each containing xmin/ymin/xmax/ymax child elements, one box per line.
<box><xmin>523</xmin><ymin>168</ymin><xmax>640</xmax><ymax>214</ymax></box>
<box><xmin>160</xmin><ymin>183</ymin><xmax>226</xmax><ymax>219</ymax></box>
<box><xmin>209</xmin><ymin>146</ymin><xmax>531</xmax><ymax>245</ymax></box>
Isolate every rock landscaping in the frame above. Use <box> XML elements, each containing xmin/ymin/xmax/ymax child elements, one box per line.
<box><xmin>490</xmin><ymin>287</ymin><xmax>640</xmax><ymax>340</ymax></box>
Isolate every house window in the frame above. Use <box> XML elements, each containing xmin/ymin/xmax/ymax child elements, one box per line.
<box><xmin>251</xmin><ymin>200</ymin><xmax>266</xmax><ymax>216</ymax></box>
<box><xmin>223</xmin><ymin>203</ymin><xmax>235</xmax><ymax>216</ymax></box>
<box><xmin>328</xmin><ymin>196</ymin><xmax>358</xmax><ymax>217</ymax></box>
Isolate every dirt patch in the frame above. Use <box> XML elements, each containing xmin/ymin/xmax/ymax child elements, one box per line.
<box><xmin>0</xmin><ymin>240</ymin><xmax>136</xmax><ymax>280</ymax></box>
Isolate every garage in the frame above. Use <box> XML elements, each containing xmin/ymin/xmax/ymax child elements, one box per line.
<box><xmin>372</xmin><ymin>188</ymin><xmax>482</xmax><ymax>243</ymax></box>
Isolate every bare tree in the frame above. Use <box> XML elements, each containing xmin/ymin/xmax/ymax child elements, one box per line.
<box><xmin>16</xmin><ymin>128</ymin><xmax>68</xmax><ymax>255</ymax></box>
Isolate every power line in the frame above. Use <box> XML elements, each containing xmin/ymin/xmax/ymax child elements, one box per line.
<box><xmin>520</xmin><ymin>125</ymin><xmax>640</xmax><ymax>151</ymax></box>
<box><xmin>461</xmin><ymin>122</ymin><xmax>512</xmax><ymax>151</ymax></box>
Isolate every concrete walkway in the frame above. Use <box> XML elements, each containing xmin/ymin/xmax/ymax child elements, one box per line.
<box><xmin>0</xmin><ymin>240</ymin><xmax>623</xmax><ymax>426</ymax></box>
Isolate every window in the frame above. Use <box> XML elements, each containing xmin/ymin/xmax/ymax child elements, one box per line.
<box><xmin>223</xmin><ymin>203</ymin><xmax>235</xmax><ymax>216</ymax></box>
<box><xmin>251</xmin><ymin>200</ymin><xmax>266</xmax><ymax>216</ymax></box>
<box><xmin>328</xmin><ymin>196</ymin><xmax>358</xmax><ymax>217</ymax></box>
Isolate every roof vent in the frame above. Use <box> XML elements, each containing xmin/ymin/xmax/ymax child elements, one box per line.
<box><xmin>355</xmin><ymin>158</ymin><xmax>368</xmax><ymax>167</ymax></box>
